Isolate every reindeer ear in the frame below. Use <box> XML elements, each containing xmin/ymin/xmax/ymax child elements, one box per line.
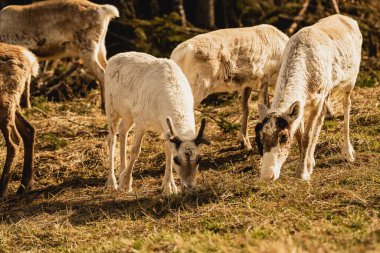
<box><xmin>169</xmin><ymin>136</ymin><xmax>182</xmax><ymax>149</ymax></box>
<box><xmin>166</xmin><ymin>117</ymin><xmax>182</xmax><ymax>148</ymax></box>
<box><xmin>194</xmin><ymin>118</ymin><xmax>211</xmax><ymax>146</ymax></box>
<box><xmin>196</xmin><ymin>137</ymin><xmax>211</xmax><ymax>146</ymax></box>
<box><xmin>258</xmin><ymin>104</ymin><xmax>268</xmax><ymax>121</ymax></box>
<box><xmin>286</xmin><ymin>101</ymin><xmax>300</xmax><ymax>121</ymax></box>
<box><xmin>255</xmin><ymin>123</ymin><xmax>264</xmax><ymax>156</ymax></box>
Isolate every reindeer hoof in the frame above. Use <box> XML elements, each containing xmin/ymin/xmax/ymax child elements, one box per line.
<box><xmin>239</xmin><ymin>139</ymin><xmax>252</xmax><ymax>151</ymax></box>
<box><xmin>162</xmin><ymin>183</ymin><xmax>178</xmax><ymax>195</ymax></box>
<box><xmin>296</xmin><ymin>167</ymin><xmax>311</xmax><ymax>181</ymax></box>
<box><xmin>301</xmin><ymin>173</ymin><xmax>311</xmax><ymax>181</ymax></box>
<box><xmin>343</xmin><ymin>152</ymin><xmax>355</xmax><ymax>163</ymax></box>
<box><xmin>105</xmin><ymin>177</ymin><xmax>118</xmax><ymax>191</ymax></box>
<box><xmin>118</xmin><ymin>183</ymin><xmax>132</xmax><ymax>193</ymax></box>
<box><xmin>297</xmin><ymin>170</ymin><xmax>311</xmax><ymax>181</ymax></box>
<box><xmin>0</xmin><ymin>189</ymin><xmax>8</xmax><ymax>201</ymax></box>
<box><xmin>341</xmin><ymin>144</ymin><xmax>355</xmax><ymax>162</ymax></box>
<box><xmin>16</xmin><ymin>182</ymin><xmax>33</xmax><ymax>195</ymax></box>
<box><xmin>100</xmin><ymin>103</ymin><xmax>106</xmax><ymax>115</ymax></box>
<box><xmin>325</xmin><ymin>112</ymin><xmax>335</xmax><ymax>120</ymax></box>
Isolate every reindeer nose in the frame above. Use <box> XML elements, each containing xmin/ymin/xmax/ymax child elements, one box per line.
<box><xmin>261</xmin><ymin>172</ymin><xmax>275</xmax><ymax>182</ymax></box>
<box><xmin>181</xmin><ymin>181</ymin><xmax>196</xmax><ymax>190</ymax></box>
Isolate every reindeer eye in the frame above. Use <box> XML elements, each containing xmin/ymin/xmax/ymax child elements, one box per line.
<box><xmin>279</xmin><ymin>133</ymin><xmax>288</xmax><ymax>144</ymax></box>
<box><xmin>196</xmin><ymin>155</ymin><xmax>202</xmax><ymax>164</ymax></box>
<box><xmin>173</xmin><ymin>156</ymin><xmax>181</xmax><ymax>165</ymax></box>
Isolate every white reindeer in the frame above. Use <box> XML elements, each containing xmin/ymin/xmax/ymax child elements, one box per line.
<box><xmin>171</xmin><ymin>25</ymin><xmax>289</xmax><ymax>150</ymax></box>
<box><xmin>255</xmin><ymin>14</ymin><xmax>362</xmax><ymax>181</ymax></box>
<box><xmin>105</xmin><ymin>52</ymin><xmax>210</xmax><ymax>194</ymax></box>
<box><xmin>0</xmin><ymin>0</ymin><xmax>119</xmax><ymax>109</ymax></box>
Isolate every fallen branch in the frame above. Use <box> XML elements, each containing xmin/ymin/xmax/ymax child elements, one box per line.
<box><xmin>67</xmin><ymin>119</ymin><xmax>104</xmax><ymax>131</ymax></box>
<box><xmin>331</xmin><ymin>0</ymin><xmax>340</xmax><ymax>14</ymax></box>
<box><xmin>32</xmin><ymin>61</ymin><xmax>81</xmax><ymax>97</ymax></box>
<box><xmin>45</xmin><ymin>62</ymin><xmax>80</xmax><ymax>93</ymax></box>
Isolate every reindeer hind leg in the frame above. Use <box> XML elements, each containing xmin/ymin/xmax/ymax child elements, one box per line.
<box><xmin>15</xmin><ymin>110</ymin><xmax>36</xmax><ymax>195</ymax></box>
<box><xmin>0</xmin><ymin>116</ymin><xmax>21</xmax><ymax>199</ymax></box>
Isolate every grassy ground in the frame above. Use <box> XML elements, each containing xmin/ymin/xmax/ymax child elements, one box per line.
<box><xmin>0</xmin><ymin>84</ymin><xmax>379</xmax><ymax>252</ymax></box>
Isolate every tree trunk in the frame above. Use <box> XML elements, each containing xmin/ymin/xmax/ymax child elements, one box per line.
<box><xmin>195</xmin><ymin>0</ymin><xmax>215</xmax><ymax>28</ymax></box>
<box><xmin>173</xmin><ymin>0</ymin><xmax>187</xmax><ymax>26</ymax></box>
<box><xmin>221</xmin><ymin>0</ymin><xmax>241</xmax><ymax>27</ymax></box>
<box><xmin>0</xmin><ymin>0</ymin><xmax>32</xmax><ymax>9</ymax></box>
<box><xmin>119</xmin><ymin>0</ymin><xmax>136</xmax><ymax>19</ymax></box>
<box><xmin>135</xmin><ymin>0</ymin><xmax>160</xmax><ymax>19</ymax></box>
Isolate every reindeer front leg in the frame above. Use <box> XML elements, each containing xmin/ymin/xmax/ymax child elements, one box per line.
<box><xmin>295</xmin><ymin>120</ymin><xmax>304</xmax><ymax>160</ymax></box>
<box><xmin>119</xmin><ymin>127</ymin><xmax>144</xmax><ymax>192</ymax></box>
<box><xmin>239</xmin><ymin>87</ymin><xmax>252</xmax><ymax>150</ymax></box>
<box><xmin>307</xmin><ymin>101</ymin><xmax>328</xmax><ymax>176</ymax></box>
<box><xmin>162</xmin><ymin>142</ymin><xmax>178</xmax><ymax>195</ymax></box>
<box><xmin>297</xmin><ymin>98</ymin><xmax>325</xmax><ymax>180</ymax></box>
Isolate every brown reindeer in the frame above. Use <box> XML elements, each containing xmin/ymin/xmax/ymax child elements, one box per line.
<box><xmin>0</xmin><ymin>42</ymin><xmax>38</xmax><ymax>199</ymax></box>
<box><xmin>0</xmin><ymin>0</ymin><xmax>119</xmax><ymax>110</ymax></box>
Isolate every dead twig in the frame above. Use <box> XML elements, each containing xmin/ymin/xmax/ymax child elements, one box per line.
<box><xmin>67</xmin><ymin>119</ymin><xmax>104</xmax><ymax>131</ymax></box>
<box><xmin>288</xmin><ymin>0</ymin><xmax>310</xmax><ymax>35</ymax></box>
<box><xmin>45</xmin><ymin>62</ymin><xmax>80</xmax><ymax>94</ymax></box>
<box><xmin>331</xmin><ymin>0</ymin><xmax>340</xmax><ymax>14</ymax></box>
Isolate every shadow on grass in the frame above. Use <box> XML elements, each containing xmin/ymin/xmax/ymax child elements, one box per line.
<box><xmin>0</xmin><ymin>176</ymin><xmax>223</xmax><ymax>226</ymax></box>
<box><xmin>131</xmin><ymin>147</ymin><xmax>257</xmax><ymax>178</ymax></box>
<box><xmin>201</xmin><ymin>150</ymin><xmax>255</xmax><ymax>171</ymax></box>
<box><xmin>0</xmin><ymin>146</ymin><xmax>260</xmax><ymax>225</ymax></box>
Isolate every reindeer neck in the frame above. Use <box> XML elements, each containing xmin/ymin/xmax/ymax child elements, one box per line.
<box><xmin>269</xmin><ymin>57</ymin><xmax>309</xmax><ymax>115</ymax></box>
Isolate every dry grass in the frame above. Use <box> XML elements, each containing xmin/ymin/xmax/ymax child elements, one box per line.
<box><xmin>0</xmin><ymin>85</ymin><xmax>379</xmax><ymax>253</ymax></box>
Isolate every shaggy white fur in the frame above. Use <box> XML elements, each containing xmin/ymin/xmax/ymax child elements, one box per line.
<box><xmin>105</xmin><ymin>52</ymin><xmax>210</xmax><ymax>195</ymax></box>
<box><xmin>171</xmin><ymin>25</ymin><xmax>289</xmax><ymax>150</ymax></box>
<box><xmin>256</xmin><ymin>14</ymin><xmax>362</xmax><ymax>181</ymax></box>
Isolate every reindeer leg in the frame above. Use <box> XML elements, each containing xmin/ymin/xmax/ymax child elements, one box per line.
<box><xmin>297</xmin><ymin>98</ymin><xmax>324</xmax><ymax>180</ymax></box>
<box><xmin>0</xmin><ymin>119</ymin><xmax>21</xmax><ymax>199</ymax></box>
<box><xmin>98</xmin><ymin>43</ymin><xmax>107</xmax><ymax>69</ymax></box>
<box><xmin>118</xmin><ymin>118</ymin><xmax>134</xmax><ymax>178</ymax></box>
<box><xmin>341</xmin><ymin>84</ymin><xmax>355</xmax><ymax>162</ymax></box>
<box><xmin>79</xmin><ymin>43</ymin><xmax>106</xmax><ymax>113</ymax></box>
<box><xmin>325</xmin><ymin>95</ymin><xmax>334</xmax><ymax>120</ymax></box>
<box><xmin>239</xmin><ymin>87</ymin><xmax>252</xmax><ymax>150</ymax></box>
<box><xmin>119</xmin><ymin>127</ymin><xmax>145</xmax><ymax>192</ymax></box>
<box><xmin>106</xmin><ymin>114</ymin><xmax>120</xmax><ymax>190</ymax></box>
<box><xmin>15</xmin><ymin>110</ymin><xmax>36</xmax><ymax>195</ymax></box>
<box><xmin>162</xmin><ymin>142</ymin><xmax>178</xmax><ymax>195</ymax></box>
<box><xmin>260</xmin><ymin>79</ymin><xmax>270</xmax><ymax>107</ymax></box>
<box><xmin>21</xmin><ymin>76</ymin><xmax>32</xmax><ymax>109</ymax></box>
<box><xmin>295</xmin><ymin>120</ymin><xmax>304</xmax><ymax>160</ymax></box>
<box><xmin>307</xmin><ymin>102</ymin><xmax>327</xmax><ymax>176</ymax></box>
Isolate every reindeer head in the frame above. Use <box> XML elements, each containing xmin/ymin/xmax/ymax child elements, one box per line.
<box><xmin>255</xmin><ymin>101</ymin><xmax>301</xmax><ymax>181</ymax></box>
<box><xmin>166</xmin><ymin>117</ymin><xmax>210</xmax><ymax>189</ymax></box>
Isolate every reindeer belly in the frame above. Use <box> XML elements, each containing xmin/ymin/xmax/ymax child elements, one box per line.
<box><xmin>32</xmin><ymin>41</ymin><xmax>75</xmax><ymax>60</ymax></box>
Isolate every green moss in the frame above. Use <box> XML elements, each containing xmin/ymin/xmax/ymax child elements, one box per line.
<box><xmin>356</xmin><ymin>70</ymin><xmax>380</xmax><ymax>88</ymax></box>
<box><xmin>249</xmin><ymin>228</ymin><xmax>273</xmax><ymax>240</ymax></box>
<box><xmin>40</xmin><ymin>133</ymin><xmax>68</xmax><ymax>151</ymax></box>
<box><xmin>113</xmin><ymin>13</ymin><xmax>200</xmax><ymax>58</ymax></box>
<box><xmin>30</xmin><ymin>95</ymin><xmax>51</xmax><ymax>114</ymax></box>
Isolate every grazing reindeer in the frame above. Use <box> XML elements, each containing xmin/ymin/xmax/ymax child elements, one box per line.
<box><xmin>171</xmin><ymin>25</ymin><xmax>289</xmax><ymax>150</ymax></box>
<box><xmin>0</xmin><ymin>0</ymin><xmax>119</xmax><ymax>110</ymax></box>
<box><xmin>105</xmin><ymin>52</ymin><xmax>210</xmax><ymax>194</ymax></box>
<box><xmin>255</xmin><ymin>15</ymin><xmax>362</xmax><ymax>181</ymax></box>
<box><xmin>0</xmin><ymin>42</ymin><xmax>38</xmax><ymax>199</ymax></box>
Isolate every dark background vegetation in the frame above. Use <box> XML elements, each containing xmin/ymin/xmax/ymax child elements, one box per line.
<box><xmin>2</xmin><ymin>0</ymin><xmax>379</xmax><ymax>58</ymax></box>
<box><xmin>1</xmin><ymin>0</ymin><xmax>379</xmax><ymax>98</ymax></box>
